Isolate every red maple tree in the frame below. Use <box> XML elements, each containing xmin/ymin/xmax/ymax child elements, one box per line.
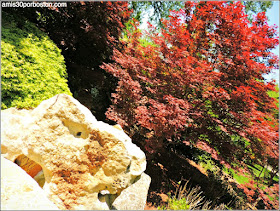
<box><xmin>102</xmin><ymin>1</ymin><xmax>279</xmax><ymax>208</ymax></box>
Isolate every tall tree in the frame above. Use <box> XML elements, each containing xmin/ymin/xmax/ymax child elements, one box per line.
<box><xmin>102</xmin><ymin>1</ymin><xmax>279</xmax><ymax>208</ymax></box>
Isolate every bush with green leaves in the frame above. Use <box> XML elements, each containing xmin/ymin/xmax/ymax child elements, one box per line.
<box><xmin>1</xmin><ymin>11</ymin><xmax>72</xmax><ymax>109</ymax></box>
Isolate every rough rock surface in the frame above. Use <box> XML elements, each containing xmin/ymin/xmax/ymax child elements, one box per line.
<box><xmin>1</xmin><ymin>94</ymin><xmax>148</xmax><ymax>210</ymax></box>
<box><xmin>1</xmin><ymin>156</ymin><xmax>59</xmax><ymax>210</ymax></box>
<box><xmin>112</xmin><ymin>173</ymin><xmax>151</xmax><ymax>210</ymax></box>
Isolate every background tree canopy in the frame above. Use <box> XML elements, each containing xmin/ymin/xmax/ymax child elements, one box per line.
<box><xmin>131</xmin><ymin>1</ymin><xmax>273</xmax><ymax>26</ymax></box>
<box><xmin>1</xmin><ymin>11</ymin><xmax>72</xmax><ymax>109</ymax></box>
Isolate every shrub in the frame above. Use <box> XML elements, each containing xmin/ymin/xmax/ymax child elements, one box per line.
<box><xmin>1</xmin><ymin>11</ymin><xmax>72</xmax><ymax>109</ymax></box>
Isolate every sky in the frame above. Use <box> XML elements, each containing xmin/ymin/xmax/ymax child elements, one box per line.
<box><xmin>264</xmin><ymin>1</ymin><xmax>279</xmax><ymax>84</ymax></box>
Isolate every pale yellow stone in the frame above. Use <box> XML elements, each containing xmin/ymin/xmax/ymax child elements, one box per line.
<box><xmin>1</xmin><ymin>156</ymin><xmax>59</xmax><ymax>210</ymax></box>
<box><xmin>1</xmin><ymin>94</ymin><xmax>147</xmax><ymax>210</ymax></box>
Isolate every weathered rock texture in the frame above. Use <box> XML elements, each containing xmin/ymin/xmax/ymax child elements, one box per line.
<box><xmin>1</xmin><ymin>156</ymin><xmax>59</xmax><ymax>210</ymax></box>
<box><xmin>112</xmin><ymin>173</ymin><xmax>151</xmax><ymax>210</ymax></box>
<box><xmin>1</xmin><ymin>94</ymin><xmax>148</xmax><ymax>210</ymax></box>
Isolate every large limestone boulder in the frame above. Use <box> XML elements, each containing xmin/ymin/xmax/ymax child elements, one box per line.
<box><xmin>1</xmin><ymin>94</ymin><xmax>148</xmax><ymax>210</ymax></box>
<box><xmin>1</xmin><ymin>156</ymin><xmax>59</xmax><ymax>210</ymax></box>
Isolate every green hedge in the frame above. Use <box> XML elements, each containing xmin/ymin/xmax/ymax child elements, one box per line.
<box><xmin>1</xmin><ymin>11</ymin><xmax>72</xmax><ymax>109</ymax></box>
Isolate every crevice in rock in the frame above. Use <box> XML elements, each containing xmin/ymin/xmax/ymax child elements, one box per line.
<box><xmin>61</xmin><ymin>119</ymin><xmax>89</xmax><ymax>139</ymax></box>
<box><xmin>125</xmin><ymin>160</ymin><xmax>131</xmax><ymax>173</ymax></box>
<box><xmin>14</xmin><ymin>154</ymin><xmax>45</xmax><ymax>188</ymax></box>
<box><xmin>98</xmin><ymin>190</ymin><xmax>118</xmax><ymax>209</ymax></box>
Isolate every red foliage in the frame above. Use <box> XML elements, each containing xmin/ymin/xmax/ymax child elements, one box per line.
<box><xmin>102</xmin><ymin>1</ymin><xmax>279</xmax><ymax>206</ymax></box>
<box><xmin>237</xmin><ymin>180</ymin><xmax>279</xmax><ymax>209</ymax></box>
<box><xmin>264</xmin><ymin>184</ymin><xmax>279</xmax><ymax>209</ymax></box>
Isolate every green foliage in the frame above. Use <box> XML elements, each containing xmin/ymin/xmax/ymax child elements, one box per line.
<box><xmin>130</xmin><ymin>1</ymin><xmax>184</xmax><ymax>26</ymax></box>
<box><xmin>247</xmin><ymin>164</ymin><xmax>279</xmax><ymax>183</ymax></box>
<box><xmin>268</xmin><ymin>85</ymin><xmax>279</xmax><ymax>108</ymax></box>
<box><xmin>131</xmin><ymin>1</ymin><xmax>273</xmax><ymax>27</ymax></box>
<box><xmin>1</xmin><ymin>11</ymin><xmax>72</xmax><ymax>109</ymax></box>
<box><xmin>224</xmin><ymin>168</ymin><xmax>250</xmax><ymax>184</ymax></box>
<box><xmin>268</xmin><ymin>86</ymin><xmax>279</xmax><ymax>101</ymax></box>
<box><xmin>163</xmin><ymin>197</ymin><xmax>190</xmax><ymax>210</ymax></box>
<box><xmin>243</xmin><ymin>1</ymin><xmax>273</xmax><ymax>22</ymax></box>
